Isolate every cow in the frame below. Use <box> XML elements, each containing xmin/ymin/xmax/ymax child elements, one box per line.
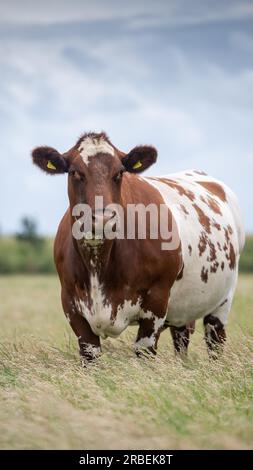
<box><xmin>32</xmin><ymin>132</ymin><xmax>245</xmax><ymax>362</ymax></box>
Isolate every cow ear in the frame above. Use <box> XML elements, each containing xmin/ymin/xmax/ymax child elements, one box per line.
<box><xmin>32</xmin><ymin>146</ymin><xmax>69</xmax><ymax>174</ymax></box>
<box><xmin>121</xmin><ymin>145</ymin><xmax>157</xmax><ymax>173</ymax></box>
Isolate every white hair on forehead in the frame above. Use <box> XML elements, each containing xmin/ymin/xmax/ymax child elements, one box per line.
<box><xmin>78</xmin><ymin>135</ymin><xmax>115</xmax><ymax>165</ymax></box>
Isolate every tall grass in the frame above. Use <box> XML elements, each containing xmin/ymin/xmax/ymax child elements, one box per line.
<box><xmin>0</xmin><ymin>274</ymin><xmax>252</xmax><ymax>449</ymax></box>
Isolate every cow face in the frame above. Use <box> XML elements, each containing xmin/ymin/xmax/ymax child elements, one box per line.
<box><xmin>32</xmin><ymin>132</ymin><xmax>157</xmax><ymax>232</ymax></box>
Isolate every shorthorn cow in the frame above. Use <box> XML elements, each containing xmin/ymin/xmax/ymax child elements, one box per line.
<box><xmin>32</xmin><ymin>132</ymin><xmax>245</xmax><ymax>362</ymax></box>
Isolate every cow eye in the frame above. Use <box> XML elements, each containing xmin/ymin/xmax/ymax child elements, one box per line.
<box><xmin>69</xmin><ymin>170</ymin><xmax>85</xmax><ymax>181</ymax></box>
<box><xmin>113</xmin><ymin>169</ymin><xmax>124</xmax><ymax>183</ymax></box>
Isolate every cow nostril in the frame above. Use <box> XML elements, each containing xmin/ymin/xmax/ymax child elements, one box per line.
<box><xmin>96</xmin><ymin>323</ymin><xmax>101</xmax><ymax>329</ymax></box>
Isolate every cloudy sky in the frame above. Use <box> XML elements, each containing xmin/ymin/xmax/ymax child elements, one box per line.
<box><xmin>0</xmin><ymin>0</ymin><xmax>253</xmax><ymax>234</ymax></box>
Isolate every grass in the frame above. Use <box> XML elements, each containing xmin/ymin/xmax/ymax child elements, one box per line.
<box><xmin>0</xmin><ymin>274</ymin><xmax>252</xmax><ymax>450</ymax></box>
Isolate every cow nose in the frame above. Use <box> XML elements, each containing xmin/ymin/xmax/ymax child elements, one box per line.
<box><xmin>91</xmin><ymin>209</ymin><xmax>115</xmax><ymax>234</ymax></box>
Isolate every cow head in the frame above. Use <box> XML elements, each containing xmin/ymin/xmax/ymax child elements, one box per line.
<box><xmin>32</xmin><ymin>132</ymin><xmax>157</xmax><ymax>241</ymax></box>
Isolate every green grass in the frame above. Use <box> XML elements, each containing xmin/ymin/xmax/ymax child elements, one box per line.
<box><xmin>0</xmin><ymin>274</ymin><xmax>252</xmax><ymax>449</ymax></box>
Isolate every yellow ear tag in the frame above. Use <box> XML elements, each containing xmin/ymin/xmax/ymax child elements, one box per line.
<box><xmin>133</xmin><ymin>160</ymin><xmax>142</xmax><ymax>170</ymax></box>
<box><xmin>47</xmin><ymin>160</ymin><xmax>56</xmax><ymax>170</ymax></box>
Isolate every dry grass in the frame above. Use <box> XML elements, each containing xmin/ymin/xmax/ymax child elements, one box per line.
<box><xmin>0</xmin><ymin>274</ymin><xmax>252</xmax><ymax>450</ymax></box>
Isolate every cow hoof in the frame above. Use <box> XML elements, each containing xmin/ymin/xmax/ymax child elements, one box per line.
<box><xmin>135</xmin><ymin>347</ymin><xmax>156</xmax><ymax>359</ymax></box>
<box><xmin>80</xmin><ymin>355</ymin><xmax>98</xmax><ymax>367</ymax></box>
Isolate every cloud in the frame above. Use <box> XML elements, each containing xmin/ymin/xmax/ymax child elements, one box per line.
<box><xmin>0</xmin><ymin>1</ymin><xmax>253</xmax><ymax>234</ymax></box>
<box><xmin>1</xmin><ymin>0</ymin><xmax>253</xmax><ymax>27</ymax></box>
<box><xmin>0</xmin><ymin>0</ymin><xmax>168</xmax><ymax>25</ymax></box>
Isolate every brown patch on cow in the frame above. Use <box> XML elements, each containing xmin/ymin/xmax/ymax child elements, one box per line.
<box><xmin>201</xmin><ymin>266</ymin><xmax>208</xmax><ymax>283</ymax></box>
<box><xmin>208</xmin><ymin>240</ymin><xmax>216</xmax><ymax>262</ymax></box>
<box><xmin>221</xmin><ymin>261</ymin><xmax>225</xmax><ymax>271</ymax></box>
<box><xmin>217</xmin><ymin>241</ymin><xmax>222</xmax><ymax>251</ymax></box>
<box><xmin>136</xmin><ymin>317</ymin><xmax>154</xmax><ymax>340</ymax></box>
<box><xmin>193</xmin><ymin>169</ymin><xmax>207</xmax><ymax>175</ymax></box>
<box><xmin>226</xmin><ymin>243</ymin><xmax>236</xmax><ymax>270</ymax></box>
<box><xmin>223</xmin><ymin>243</ymin><xmax>228</xmax><ymax>252</ymax></box>
<box><xmin>188</xmin><ymin>244</ymin><xmax>192</xmax><ymax>256</ymax></box>
<box><xmin>193</xmin><ymin>204</ymin><xmax>211</xmax><ymax>234</ymax></box>
<box><xmin>224</xmin><ymin>227</ymin><xmax>230</xmax><ymax>244</ymax></box>
<box><xmin>212</xmin><ymin>221</ymin><xmax>221</xmax><ymax>231</ymax></box>
<box><xmin>206</xmin><ymin>196</ymin><xmax>222</xmax><ymax>215</ymax></box>
<box><xmin>176</xmin><ymin>263</ymin><xmax>184</xmax><ymax>281</ymax></box>
<box><xmin>200</xmin><ymin>194</ymin><xmax>222</xmax><ymax>215</ymax></box>
<box><xmin>198</xmin><ymin>231</ymin><xmax>208</xmax><ymax>256</ymax></box>
<box><xmin>180</xmin><ymin>204</ymin><xmax>189</xmax><ymax>216</ymax></box>
<box><xmin>153</xmin><ymin>177</ymin><xmax>196</xmax><ymax>201</ymax></box>
<box><xmin>197</xmin><ymin>181</ymin><xmax>227</xmax><ymax>202</ymax></box>
<box><xmin>210</xmin><ymin>261</ymin><xmax>219</xmax><ymax>273</ymax></box>
<box><xmin>227</xmin><ymin>224</ymin><xmax>233</xmax><ymax>235</ymax></box>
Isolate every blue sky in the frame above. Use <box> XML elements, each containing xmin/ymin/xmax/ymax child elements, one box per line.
<box><xmin>0</xmin><ymin>0</ymin><xmax>253</xmax><ymax>234</ymax></box>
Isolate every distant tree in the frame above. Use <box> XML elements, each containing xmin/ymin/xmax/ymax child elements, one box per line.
<box><xmin>16</xmin><ymin>217</ymin><xmax>43</xmax><ymax>246</ymax></box>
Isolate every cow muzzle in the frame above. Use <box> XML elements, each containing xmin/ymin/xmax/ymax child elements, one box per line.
<box><xmin>91</xmin><ymin>208</ymin><xmax>116</xmax><ymax>240</ymax></box>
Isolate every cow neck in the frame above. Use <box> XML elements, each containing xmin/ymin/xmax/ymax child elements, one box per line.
<box><xmin>76</xmin><ymin>239</ymin><xmax>114</xmax><ymax>280</ymax></box>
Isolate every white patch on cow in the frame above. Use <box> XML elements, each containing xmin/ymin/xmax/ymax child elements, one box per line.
<box><xmin>145</xmin><ymin>170</ymin><xmax>245</xmax><ymax>328</ymax></box>
<box><xmin>78</xmin><ymin>136</ymin><xmax>114</xmax><ymax>165</ymax></box>
<box><xmin>154</xmin><ymin>315</ymin><xmax>166</xmax><ymax>332</ymax></box>
<box><xmin>206</xmin><ymin>278</ymin><xmax>237</xmax><ymax>326</ymax></box>
<box><xmin>141</xmin><ymin>310</ymin><xmax>153</xmax><ymax>320</ymax></box>
<box><xmin>134</xmin><ymin>335</ymin><xmax>154</xmax><ymax>353</ymax></box>
<box><xmin>75</xmin><ymin>273</ymin><xmax>141</xmax><ymax>339</ymax></box>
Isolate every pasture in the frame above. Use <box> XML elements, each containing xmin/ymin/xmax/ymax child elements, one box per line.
<box><xmin>0</xmin><ymin>274</ymin><xmax>252</xmax><ymax>450</ymax></box>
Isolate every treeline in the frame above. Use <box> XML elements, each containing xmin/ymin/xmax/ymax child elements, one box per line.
<box><xmin>0</xmin><ymin>217</ymin><xmax>55</xmax><ymax>274</ymax></box>
<box><xmin>0</xmin><ymin>237</ymin><xmax>55</xmax><ymax>274</ymax></box>
<box><xmin>0</xmin><ymin>237</ymin><xmax>252</xmax><ymax>274</ymax></box>
<box><xmin>239</xmin><ymin>236</ymin><xmax>253</xmax><ymax>273</ymax></box>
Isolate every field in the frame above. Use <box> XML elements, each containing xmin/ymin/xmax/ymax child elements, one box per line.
<box><xmin>0</xmin><ymin>274</ymin><xmax>252</xmax><ymax>450</ymax></box>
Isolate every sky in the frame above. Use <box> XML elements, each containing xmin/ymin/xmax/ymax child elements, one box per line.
<box><xmin>0</xmin><ymin>0</ymin><xmax>253</xmax><ymax>234</ymax></box>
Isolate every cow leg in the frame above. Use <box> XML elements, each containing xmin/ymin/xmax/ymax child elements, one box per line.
<box><xmin>170</xmin><ymin>325</ymin><xmax>190</xmax><ymax>357</ymax></box>
<box><xmin>62</xmin><ymin>292</ymin><xmax>101</xmax><ymax>363</ymax></box>
<box><xmin>134</xmin><ymin>285</ymin><xmax>169</xmax><ymax>357</ymax></box>
<box><xmin>134</xmin><ymin>314</ymin><xmax>166</xmax><ymax>357</ymax></box>
<box><xmin>203</xmin><ymin>287</ymin><xmax>235</xmax><ymax>358</ymax></box>
<box><xmin>203</xmin><ymin>297</ymin><xmax>231</xmax><ymax>358</ymax></box>
<box><xmin>70</xmin><ymin>313</ymin><xmax>101</xmax><ymax>364</ymax></box>
<box><xmin>203</xmin><ymin>314</ymin><xmax>226</xmax><ymax>359</ymax></box>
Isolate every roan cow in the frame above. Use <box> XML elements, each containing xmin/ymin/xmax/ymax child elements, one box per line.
<box><xmin>32</xmin><ymin>132</ymin><xmax>245</xmax><ymax>362</ymax></box>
